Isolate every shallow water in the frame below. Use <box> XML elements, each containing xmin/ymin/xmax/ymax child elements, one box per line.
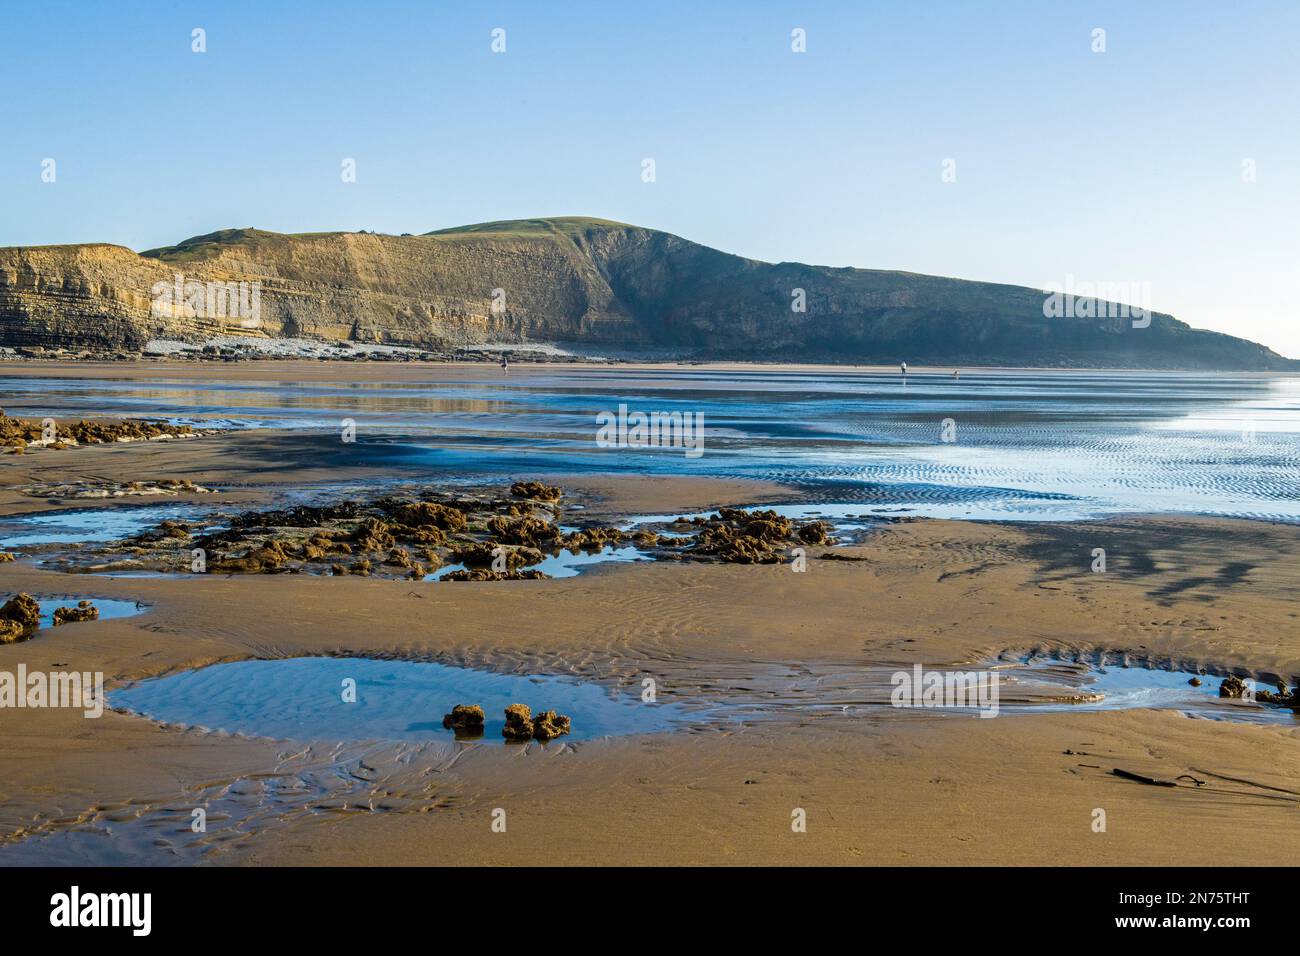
<box><xmin>428</xmin><ymin>544</ymin><xmax>650</xmax><ymax>580</ymax></box>
<box><xmin>0</xmin><ymin>505</ymin><xmax>211</xmax><ymax>546</ymax></box>
<box><xmin>1000</xmin><ymin>659</ymin><xmax>1298</xmax><ymax>725</ymax></box>
<box><xmin>34</xmin><ymin>597</ymin><xmax>144</xmax><ymax>628</ymax></box>
<box><xmin>109</xmin><ymin>656</ymin><xmax>688</xmax><ymax>744</ymax></box>
<box><xmin>5</xmin><ymin>367</ymin><xmax>1297</xmax><ymax>522</ymax></box>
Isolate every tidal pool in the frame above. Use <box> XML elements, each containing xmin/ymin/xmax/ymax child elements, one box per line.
<box><xmin>109</xmin><ymin>656</ymin><xmax>688</xmax><ymax>744</ymax></box>
<box><xmin>428</xmin><ymin>544</ymin><xmax>650</xmax><ymax>580</ymax></box>
<box><xmin>34</xmin><ymin>597</ymin><xmax>145</xmax><ymax>628</ymax></box>
<box><xmin>0</xmin><ymin>505</ymin><xmax>210</xmax><ymax>547</ymax></box>
<box><xmin>998</xmin><ymin>658</ymin><xmax>1298</xmax><ymax>725</ymax></box>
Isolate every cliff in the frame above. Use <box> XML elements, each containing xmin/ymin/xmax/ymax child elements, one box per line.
<box><xmin>0</xmin><ymin>217</ymin><xmax>1291</xmax><ymax>369</ymax></box>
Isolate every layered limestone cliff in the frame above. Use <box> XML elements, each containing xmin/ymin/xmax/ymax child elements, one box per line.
<box><xmin>0</xmin><ymin>217</ymin><xmax>1292</xmax><ymax>369</ymax></box>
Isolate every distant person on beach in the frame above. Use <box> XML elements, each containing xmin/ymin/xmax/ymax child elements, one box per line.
<box><xmin>500</xmin><ymin>355</ymin><xmax>509</xmax><ymax>373</ymax></box>
<box><xmin>900</xmin><ymin>361</ymin><xmax>907</xmax><ymax>377</ymax></box>
<box><xmin>953</xmin><ymin>369</ymin><xmax>960</xmax><ymax>380</ymax></box>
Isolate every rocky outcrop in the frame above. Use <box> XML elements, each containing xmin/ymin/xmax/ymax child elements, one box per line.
<box><xmin>0</xmin><ymin>593</ymin><xmax>41</xmax><ymax>643</ymax></box>
<box><xmin>51</xmin><ymin>601</ymin><xmax>99</xmax><ymax>626</ymax></box>
<box><xmin>1</xmin><ymin>218</ymin><xmax>1294</xmax><ymax>369</ymax></box>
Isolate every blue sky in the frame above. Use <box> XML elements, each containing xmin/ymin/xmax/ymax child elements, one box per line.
<box><xmin>2</xmin><ymin>0</ymin><xmax>1297</xmax><ymax>356</ymax></box>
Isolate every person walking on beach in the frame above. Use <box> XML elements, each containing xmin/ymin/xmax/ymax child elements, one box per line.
<box><xmin>900</xmin><ymin>361</ymin><xmax>907</xmax><ymax>384</ymax></box>
<box><xmin>500</xmin><ymin>354</ymin><xmax>509</xmax><ymax>373</ymax></box>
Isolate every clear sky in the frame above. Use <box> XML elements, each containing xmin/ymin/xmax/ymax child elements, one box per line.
<box><xmin>2</xmin><ymin>0</ymin><xmax>1297</xmax><ymax>357</ymax></box>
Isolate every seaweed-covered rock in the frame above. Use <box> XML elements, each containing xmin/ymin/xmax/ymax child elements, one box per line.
<box><xmin>796</xmin><ymin>520</ymin><xmax>831</xmax><ymax>544</ymax></box>
<box><xmin>562</xmin><ymin>526</ymin><xmax>627</xmax><ymax>551</ymax></box>
<box><xmin>391</xmin><ymin>501</ymin><xmax>466</xmax><ymax>532</ymax></box>
<box><xmin>52</xmin><ymin>600</ymin><xmax>99</xmax><ymax>626</ymax></box>
<box><xmin>451</xmin><ymin>543</ymin><xmax>542</xmax><ymax>569</ymax></box>
<box><xmin>510</xmin><ymin>481</ymin><xmax>563</xmax><ymax>501</ymax></box>
<box><xmin>0</xmin><ymin>412</ymin><xmax>196</xmax><ymax>450</ymax></box>
<box><xmin>487</xmin><ymin>515</ymin><xmax>562</xmax><ymax>547</ymax></box>
<box><xmin>689</xmin><ymin>524</ymin><xmax>782</xmax><ymax>564</ymax></box>
<box><xmin>209</xmin><ymin>541</ymin><xmax>293</xmax><ymax>573</ymax></box>
<box><xmin>349</xmin><ymin>518</ymin><xmax>396</xmax><ymax>553</ymax></box>
<box><xmin>442</xmin><ymin>567</ymin><xmax>547</xmax><ymax>582</ymax></box>
<box><xmin>532</xmin><ymin>709</ymin><xmax>572</xmax><ymax>742</ymax></box>
<box><xmin>502</xmin><ymin>703</ymin><xmax>534</xmax><ymax>741</ymax></box>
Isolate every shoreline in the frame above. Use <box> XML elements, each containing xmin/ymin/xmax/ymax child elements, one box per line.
<box><xmin>0</xmin><ymin>357</ymin><xmax>1297</xmax><ymax>378</ymax></box>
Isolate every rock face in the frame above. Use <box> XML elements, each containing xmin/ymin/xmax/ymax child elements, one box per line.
<box><xmin>1</xmin><ymin>218</ymin><xmax>1293</xmax><ymax>369</ymax></box>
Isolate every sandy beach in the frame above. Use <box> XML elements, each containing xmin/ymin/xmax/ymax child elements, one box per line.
<box><xmin>0</xmin><ymin>401</ymin><xmax>1297</xmax><ymax>866</ymax></box>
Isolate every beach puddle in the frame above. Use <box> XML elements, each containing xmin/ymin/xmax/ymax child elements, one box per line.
<box><xmin>35</xmin><ymin>597</ymin><xmax>146</xmax><ymax>628</ymax></box>
<box><xmin>428</xmin><ymin>544</ymin><xmax>650</xmax><ymax>580</ymax></box>
<box><xmin>110</xmin><ymin>656</ymin><xmax>689</xmax><ymax>744</ymax></box>
<box><xmin>997</xmin><ymin>658</ymin><xmax>1298</xmax><ymax>725</ymax></box>
<box><xmin>0</xmin><ymin>504</ymin><xmax>212</xmax><ymax>547</ymax></box>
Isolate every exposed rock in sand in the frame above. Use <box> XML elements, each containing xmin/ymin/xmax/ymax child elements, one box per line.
<box><xmin>1219</xmin><ymin>675</ymin><xmax>1249</xmax><ymax>698</ymax></box>
<box><xmin>1255</xmin><ymin>681</ymin><xmax>1300</xmax><ymax>708</ymax></box>
<box><xmin>502</xmin><ymin>703</ymin><xmax>534</xmax><ymax>741</ymax></box>
<box><xmin>532</xmin><ymin>709</ymin><xmax>572</xmax><ymax>742</ymax></box>
<box><xmin>51</xmin><ymin>600</ymin><xmax>99</xmax><ymax>626</ymax></box>
<box><xmin>0</xmin><ymin>593</ymin><xmax>41</xmax><ymax>643</ymax></box>
<box><xmin>442</xmin><ymin>704</ymin><xmax>486</xmax><ymax>735</ymax></box>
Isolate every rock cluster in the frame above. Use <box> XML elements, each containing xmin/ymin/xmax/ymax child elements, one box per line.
<box><xmin>0</xmin><ymin>410</ymin><xmax>197</xmax><ymax>452</ymax></box>
<box><xmin>1217</xmin><ymin>674</ymin><xmax>1300</xmax><ymax>708</ymax></box>
<box><xmin>1254</xmin><ymin>681</ymin><xmax>1300</xmax><ymax>708</ymax></box>
<box><xmin>0</xmin><ymin>593</ymin><xmax>41</xmax><ymax>643</ymax></box>
<box><xmin>495</xmin><ymin>703</ymin><xmax>572</xmax><ymax>742</ymax></box>
<box><xmin>84</xmin><ymin>482</ymin><xmax>843</xmax><ymax>579</ymax></box>
<box><xmin>1218</xmin><ymin>675</ymin><xmax>1250</xmax><ymax>698</ymax></box>
<box><xmin>684</xmin><ymin>508</ymin><xmax>834</xmax><ymax>563</ymax></box>
<box><xmin>52</xmin><ymin>600</ymin><xmax>99</xmax><ymax>626</ymax></box>
<box><xmin>22</xmin><ymin>478</ymin><xmax>212</xmax><ymax>499</ymax></box>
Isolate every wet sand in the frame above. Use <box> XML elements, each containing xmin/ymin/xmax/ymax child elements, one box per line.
<box><xmin>1</xmin><ymin>412</ymin><xmax>1298</xmax><ymax>865</ymax></box>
